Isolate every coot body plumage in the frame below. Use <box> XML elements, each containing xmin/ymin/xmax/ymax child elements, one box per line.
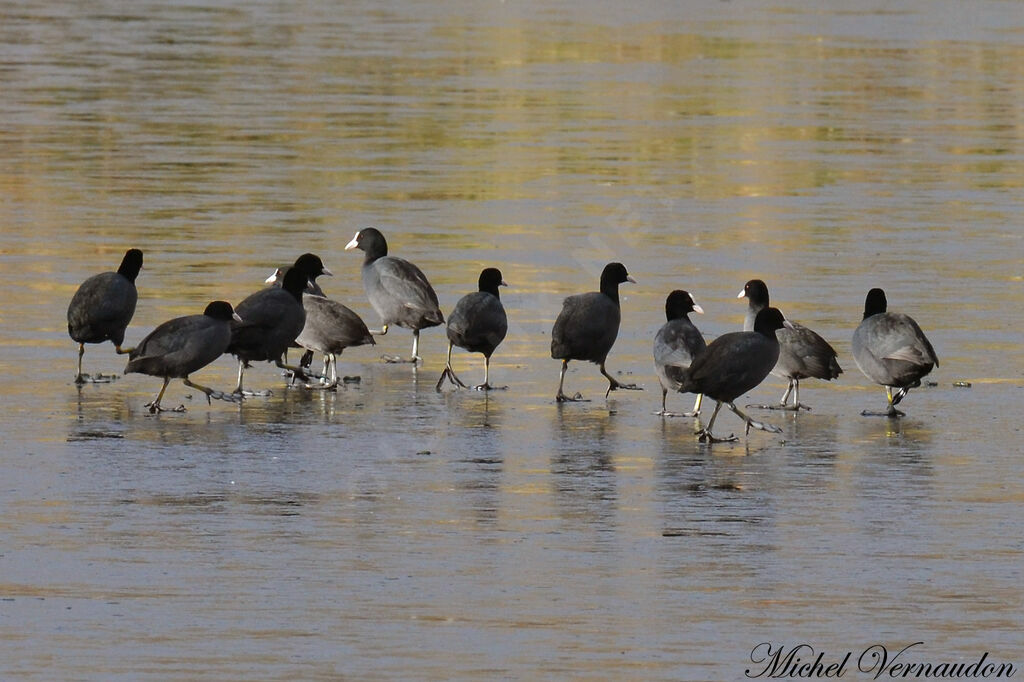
<box><xmin>674</xmin><ymin>307</ymin><xmax>793</xmax><ymax>442</ymax></box>
<box><xmin>126</xmin><ymin>301</ymin><xmax>241</xmax><ymax>412</ymax></box>
<box><xmin>851</xmin><ymin>288</ymin><xmax>938</xmax><ymax>417</ymax></box>
<box><xmin>437</xmin><ymin>268</ymin><xmax>508</xmax><ymax>391</ymax></box>
<box><xmin>67</xmin><ymin>248</ymin><xmax>143</xmax><ymax>383</ymax></box>
<box><xmin>295</xmin><ymin>295</ymin><xmax>375</xmax><ymax>387</ymax></box>
<box><xmin>344</xmin><ymin>228</ymin><xmax>443</xmax><ymax>364</ymax></box>
<box><xmin>738</xmin><ymin>279</ymin><xmax>842</xmax><ymax>410</ymax></box>
<box><xmin>653</xmin><ymin>290</ymin><xmax>706</xmax><ymax>417</ymax></box>
<box><xmin>550</xmin><ymin>262</ymin><xmax>639</xmax><ymax>401</ymax></box>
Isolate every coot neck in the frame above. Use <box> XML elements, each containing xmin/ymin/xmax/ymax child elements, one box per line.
<box><xmin>599</xmin><ymin>275</ymin><xmax>621</xmax><ymax>306</ymax></box>
<box><xmin>117</xmin><ymin>250</ymin><xmax>143</xmax><ymax>282</ymax></box>
<box><xmin>863</xmin><ymin>290</ymin><xmax>888</xmax><ymax>319</ymax></box>
<box><xmin>479</xmin><ymin>282</ymin><xmax>501</xmax><ymax>299</ymax></box>
<box><xmin>362</xmin><ymin>239</ymin><xmax>388</xmax><ymax>266</ymax></box>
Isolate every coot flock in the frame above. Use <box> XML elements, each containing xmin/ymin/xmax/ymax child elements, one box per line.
<box><xmin>68</xmin><ymin>234</ymin><xmax>941</xmax><ymax>441</ymax></box>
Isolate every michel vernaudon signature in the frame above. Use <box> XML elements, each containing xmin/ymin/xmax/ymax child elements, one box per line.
<box><xmin>745</xmin><ymin>642</ymin><xmax>1016</xmax><ymax>679</ymax></box>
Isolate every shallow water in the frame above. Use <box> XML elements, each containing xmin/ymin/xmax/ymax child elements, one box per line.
<box><xmin>1</xmin><ymin>1</ymin><xmax>1023</xmax><ymax>679</ymax></box>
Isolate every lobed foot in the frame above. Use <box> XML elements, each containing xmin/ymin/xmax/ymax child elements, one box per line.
<box><xmin>749</xmin><ymin>402</ymin><xmax>810</xmax><ymax>412</ymax></box>
<box><xmin>474</xmin><ymin>383</ymin><xmax>507</xmax><ymax>391</ymax></box>
<box><xmin>233</xmin><ymin>388</ymin><xmax>273</xmax><ymax>398</ymax></box>
<box><xmin>744</xmin><ymin>418</ymin><xmax>783</xmax><ymax>435</ymax></box>
<box><xmin>556</xmin><ymin>392</ymin><xmax>589</xmax><ymax>403</ymax></box>
<box><xmin>75</xmin><ymin>373</ymin><xmax>119</xmax><ymax>384</ymax></box>
<box><xmin>697</xmin><ymin>429</ymin><xmax>737</xmax><ymax>443</ymax></box>
<box><xmin>861</xmin><ymin>408</ymin><xmax>904</xmax><ymax>418</ymax></box>
<box><xmin>383</xmin><ymin>354</ymin><xmax>420</xmax><ymax>364</ymax></box>
<box><xmin>654</xmin><ymin>410</ymin><xmax>699</xmax><ymax>418</ymax></box>
<box><xmin>145</xmin><ymin>401</ymin><xmax>186</xmax><ymax>414</ymax></box>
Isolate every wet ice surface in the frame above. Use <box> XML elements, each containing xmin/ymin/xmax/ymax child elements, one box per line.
<box><xmin>1</xmin><ymin>0</ymin><xmax>1023</xmax><ymax>679</ymax></box>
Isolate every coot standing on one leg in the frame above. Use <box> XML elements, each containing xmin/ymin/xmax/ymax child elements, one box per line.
<box><xmin>67</xmin><ymin>248</ymin><xmax>143</xmax><ymax>383</ymax></box>
<box><xmin>653</xmin><ymin>290</ymin><xmax>706</xmax><ymax>417</ymax></box>
<box><xmin>344</xmin><ymin>228</ymin><xmax>444</xmax><ymax>364</ymax></box>
<box><xmin>125</xmin><ymin>301</ymin><xmax>242</xmax><ymax>413</ymax></box>
<box><xmin>672</xmin><ymin>307</ymin><xmax>794</xmax><ymax>443</ymax></box>
<box><xmin>551</xmin><ymin>262</ymin><xmax>640</xmax><ymax>402</ymax></box>
<box><xmin>738</xmin><ymin>279</ymin><xmax>842</xmax><ymax>410</ymax></box>
<box><xmin>437</xmin><ymin>267</ymin><xmax>508</xmax><ymax>392</ymax></box>
<box><xmin>852</xmin><ymin>287</ymin><xmax>938</xmax><ymax>417</ymax></box>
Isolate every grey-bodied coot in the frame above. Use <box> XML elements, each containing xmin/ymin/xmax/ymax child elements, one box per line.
<box><xmin>738</xmin><ymin>279</ymin><xmax>842</xmax><ymax>410</ymax></box>
<box><xmin>67</xmin><ymin>248</ymin><xmax>143</xmax><ymax>383</ymax></box>
<box><xmin>653</xmin><ymin>290</ymin><xmax>706</xmax><ymax>417</ymax></box>
<box><xmin>672</xmin><ymin>306</ymin><xmax>794</xmax><ymax>442</ymax></box>
<box><xmin>551</xmin><ymin>262</ymin><xmax>640</xmax><ymax>402</ymax></box>
<box><xmin>436</xmin><ymin>267</ymin><xmax>508</xmax><ymax>392</ymax></box>
<box><xmin>125</xmin><ymin>301</ymin><xmax>241</xmax><ymax>412</ymax></box>
<box><xmin>227</xmin><ymin>266</ymin><xmax>309</xmax><ymax>394</ymax></box>
<box><xmin>344</xmin><ymin>228</ymin><xmax>444</xmax><ymax>364</ymax></box>
<box><xmin>852</xmin><ymin>287</ymin><xmax>938</xmax><ymax>417</ymax></box>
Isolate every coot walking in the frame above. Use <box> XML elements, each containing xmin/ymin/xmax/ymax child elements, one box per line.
<box><xmin>738</xmin><ymin>279</ymin><xmax>842</xmax><ymax>410</ymax></box>
<box><xmin>125</xmin><ymin>301</ymin><xmax>241</xmax><ymax>412</ymax></box>
<box><xmin>344</xmin><ymin>228</ymin><xmax>444</xmax><ymax>364</ymax></box>
<box><xmin>437</xmin><ymin>267</ymin><xmax>508</xmax><ymax>391</ymax></box>
<box><xmin>227</xmin><ymin>266</ymin><xmax>309</xmax><ymax>395</ymax></box>
<box><xmin>551</xmin><ymin>262</ymin><xmax>640</xmax><ymax>402</ymax></box>
<box><xmin>673</xmin><ymin>307</ymin><xmax>793</xmax><ymax>442</ymax></box>
<box><xmin>67</xmin><ymin>248</ymin><xmax>143</xmax><ymax>383</ymax></box>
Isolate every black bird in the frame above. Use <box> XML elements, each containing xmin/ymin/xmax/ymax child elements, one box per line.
<box><xmin>227</xmin><ymin>266</ymin><xmax>309</xmax><ymax>395</ymax></box>
<box><xmin>551</xmin><ymin>262</ymin><xmax>640</xmax><ymax>402</ymax></box>
<box><xmin>67</xmin><ymin>248</ymin><xmax>143</xmax><ymax>383</ymax></box>
<box><xmin>264</xmin><ymin>257</ymin><xmax>373</xmax><ymax>386</ymax></box>
<box><xmin>852</xmin><ymin>287</ymin><xmax>938</xmax><ymax>417</ymax></box>
<box><xmin>437</xmin><ymin>267</ymin><xmax>508</xmax><ymax>392</ymax></box>
<box><xmin>653</xmin><ymin>290</ymin><xmax>706</xmax><ymax>417</ymax></box>
<box><xmin>344</xmin><ymin>228</ymin><xmax>444</xmax><ymax>364</ymax></box>
<box><xmin>738</xmin><ymin>279</ymin><xmax>842</xmax><ymax>410</ymax></box>
<box><xmin>125</xmin><ymin>301</ymin><xmax>241</xmax><ymax>413</ymax></box>
<box><xmin>672</xmin><ymin>307</ymin><xmax>794</xmax><ymax>442</ymax></box>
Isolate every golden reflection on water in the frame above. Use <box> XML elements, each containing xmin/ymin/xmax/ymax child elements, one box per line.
<box><xmin>1</xmin><ymin>1</ymin><xmax>1024</xmax><ymax>679</ymax></box>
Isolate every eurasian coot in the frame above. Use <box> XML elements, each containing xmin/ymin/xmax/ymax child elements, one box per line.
<box><xmin>551</xmin><ymin>262</ymin><xmax>639</xmax><ymax>402</ymax></box>
<box><xmin>125</xmin><ymin>301</ymin><xmax>241</xmax><ymax>412</ymax></box>
<box><xmin>672</xmin><ymin>307</ymin><xmax>793</xmax><ymax>442</ymax></box>
<box><xmin>227</xmin><ymin>266</ymin><xmax>309</xmax><ymax>395</ymax></box>
<box><xmin>344</xmin><ymin>228</ymin><xmax>443</xmax><ymax>364</ymax></box>
<box><xmin>67</xmin><ymin>248</ymin><xmax>143</xmax><ymax>383</ymax></box>
<box><xmin>653</xmin><ymin>290</ymin><xmax>706</xmax><ymax>417</ymax></box>
<box><xmin>852</xmin><ymin>287</ymin><xmax>938</xmax><ymax>417</ymax></box>
<box><xmin>437</xmin><ymin>267</ymin><xmax>508</xmax><ymax>391</ymax></box>
<box><xmin>738</xmin><ymin>279</ymin><xmax>842</xmax><ymax>410</ymax></box>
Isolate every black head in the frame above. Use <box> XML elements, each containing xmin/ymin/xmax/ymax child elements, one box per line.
<box><xmin>753</xmin><ymin>306</ymin><xmax>791</xmax><ymax>338</ymax></box>
<box><xmin>281</xmin><ymin>267</ymin><xmax>311</xmax><ymax>300</ymax></box>
<box><xmin>863</xmin><ymin>288</ymin><xmax>888</xmax><ymax>319</ymax></box>
<box><xmin>738</xmin><ymin>279</ymin><xmax>770</xmax><ymax>308</ymax></box>
<box><xmin>344</xmin><ymin>227</ymin><xmax>388</xmax><ymax>262</ymax></box>
<box><xmin>117</xmin><ymin>248</ymin><xmax>144</xmax><ymax>282</ymax></box>
<box><xmin>665</xmin><ymin>290</ymin><xmax>704</xmax><ymax>321</ymax></box>
<box><xmin>293</xmin><ymin>253</ymin><xmax>332</xmax><ymax>280</ymax></box>
<box><xmin>203</xmin><ymin>300</ymin><xmax>239</xmax><ymax>321</ymax></box>
<box><xmin>478</xmin><ymin>267</ymin><xmax>507</xmax><ymax>297</ymax></box>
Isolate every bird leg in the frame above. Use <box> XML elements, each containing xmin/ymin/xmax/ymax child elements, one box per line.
<box><xmin>383</xmin><ymin>328</ymin><xmax>422</xmax><ymax>364</ymax></box>
<box><xmin>436</xmin><ymin>342</ymin><xmax>469</xmax><ymax>391</ymax></box>
<box><xmin>750</xmin><ymin>379</ymin><xmax>810</xmax><ymax>411</ymax></box>
<box><xmin>232</xmin><ymin>359</ymin><xmax>272</xmax><ymax>397</ymax></box>
<box><xmin>183</xmin><ymin>377</ymin><xmax>243</xmax><ymax>404</ymax></box>
<box><xmin>696</xmin><ymin>401</ymin><xmax>737</xmax><ymax>443</ymax></box>
<box><xmin>728</xmin><ymin>402</ymin><xmax>783</xmax><ymax>436</ymax></box>
<box><xmin>600</xmin><ymin>362</ymin><xmax>641</xmax><ymax>398</ymax></box>
<box><xmin>277</xmin><ymin>357</ymin><xmax>313</xmax><ymax>384</ymax></box>
<box><xmin>369</xmin><ymin>324</ymin><xmax>389</xmax><ymax>336</ymax></box>
<box><xmin>861</xmin><ymin>386</ymin><xmax>905</xmax><ymax>417</ymax></box>
<box><xmin>73</xmin><ymin>343</ymin><xmax>120</xmax><ymax>383</ymax></box>
<box><xmin>555</xmin><ymin>360</ymin><xmax>588</xmax><ymax>402</ymax></box>
<box><xmin>474</xmin><ymin>356</ymin><xmax>506</xmax><ymax>391</ymax></box>
<box><xmin>656</xmin><ymin>389</ymin><xmax>702</xmax><ymax>417</ymax></box>
<box><xmin>144</xmin><ymin>377</ymin><xmax>185</xmax><ymax>413</ymax></box>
